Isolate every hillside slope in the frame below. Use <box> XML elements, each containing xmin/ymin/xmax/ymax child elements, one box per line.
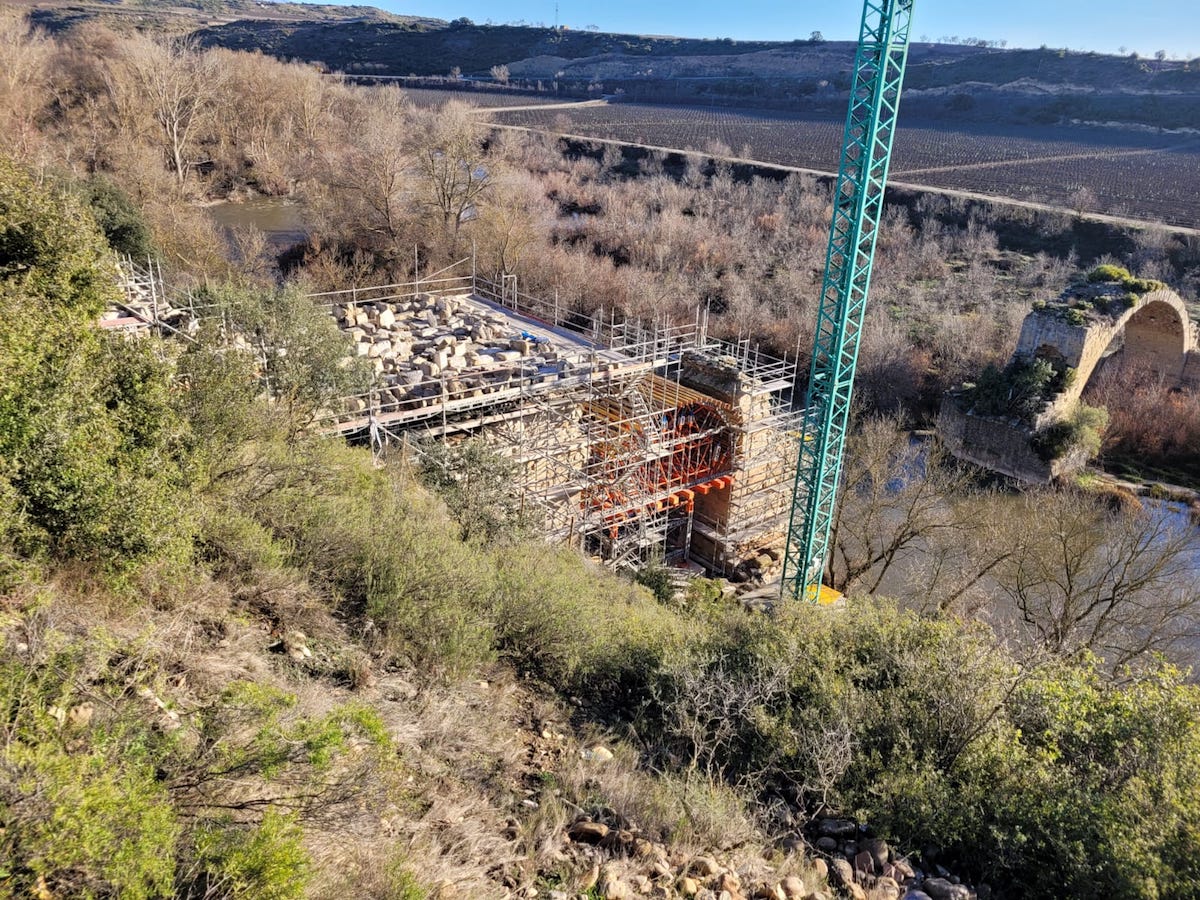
<box><xmin>17</xmin><ymin>0</ymin><xmax>438</xmax><ymax>35</ymax></box>
<box><xmin>22</xmin><ymin>1</ymin><xmax>1200</xmax><ymax>129</ymax></box>
<box><xmin>186</xmin><ymin>17</ymin><xmax>1200</xmax><ymax>129</ymax></box>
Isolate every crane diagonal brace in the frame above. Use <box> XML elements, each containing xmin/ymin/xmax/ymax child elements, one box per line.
<box><xmin>782</xmin><ymin>0</ymin><xmax>914</xmax><ymax>602</ymax></box>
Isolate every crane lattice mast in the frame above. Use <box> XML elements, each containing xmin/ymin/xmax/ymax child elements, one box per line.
<box><xmin>781</xmin><ymin>0</ymin><xmax>915</xmax><ymax>602</ymax></box>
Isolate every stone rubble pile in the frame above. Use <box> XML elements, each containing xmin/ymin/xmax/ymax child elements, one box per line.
<box><xmin>334</xmin><ymin>293</ymin><xmax>571</xmax><ymax>415</ymax></box>
<box><xmin>503</xmin><ymin>805</ymin><xmax>984</xmax><ymax>900</ymax></box>
<box><xmin>100</xmin><ymin>294</ymin><xmax>187</xmax><ymax>332</ymax></box>
<box><xmin>808</xmin><ymin>815</ymin><xmax>981</xmax><ymax>900</ymax></box>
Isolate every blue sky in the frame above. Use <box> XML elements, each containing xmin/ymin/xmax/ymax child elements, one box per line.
<box><xmin>347</xmin><ymin>0</ymin><xmax>1199</xmax><ymax>58</ymax></box>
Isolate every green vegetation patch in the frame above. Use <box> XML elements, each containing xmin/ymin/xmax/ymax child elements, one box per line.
<box><xmin>1032</xmin><ymin>401</ymin><xmax>1108</xmax><ymax>461</ymax></box>
<box><xmin>965</xmin><ymin>357</ymin><xmax>1072</xmax><ymax>423</ymax></box>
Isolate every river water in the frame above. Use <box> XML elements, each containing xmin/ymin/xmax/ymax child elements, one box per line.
<box><xmin>205</xmin><ymin>197</ymin><xmax>308</xmax><ymax>247</ymax></box>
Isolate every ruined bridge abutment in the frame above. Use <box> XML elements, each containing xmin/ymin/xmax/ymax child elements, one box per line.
<box><xmin>939</xmin><ymin>287</ymin><xmax>1199</xmax><ymax>483</ymax></box>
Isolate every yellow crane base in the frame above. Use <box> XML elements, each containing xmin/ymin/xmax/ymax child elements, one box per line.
<box><xmin>805</xmin><ymin>584</ymin><xmax>844</xmax><ymax>606</ymax></box>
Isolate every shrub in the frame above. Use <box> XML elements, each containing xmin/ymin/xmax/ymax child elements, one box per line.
<box><xmin>232</xmin><ymin>439</ymin><xmax>495</xmax><ymax>676</ymax></box>
<box><xmin>491</xmin><ymin>543</ymin><xmax>688</xmax><ymax>704</ymax></box>
<box><xmin>684</xmin><ymin>576</ymin><xmax>725</xmax><ymax>607</ymax></box>
<box><xmin>1000</xmin><ymin>658</ymin><xmax>1200</xmax><ymax>897</ymax></box>
<box><xmin>635</xmin><ymin>557</ymin><xmax>676</xmax><ymax>602</ymax></box>
<box><xmin>379</xmin><ymin>862</ymin><xmax>430</xmax><ymax>900</ymax></box>
<box><xmin>640</xmin><ymin>600</ymin><xmax>1200</xmax><ymax>898</ymax></box>
<box><xmin>0</xmin><ymin>638</ymin><xmax>179</xmax><ymax>899</ymax></box>
<box><xmin>1032</xmin><ymin>402</ymin><xmax>1108</xmax><ymax>461</ymax></box>
<box><xmin>1120</xmin><ymin>275</ymin><xmax>1167</xmax><ymax>294</ymax></box>
<box><xmin>1088</xmin><ymin>263</ymin><xmax>1132</xmax><ymax>283</ymax></box>
<box><xmin>1066</xmin><ymin>308</ymin><xmax>1087</xmax><ymax>326</ymax></box>
<box><xmin>2</xmin><ymin>740</ymin><xmax>179</xmax><ymax>899</ymax></box>
<box><xmin>1031</xmin><ymin>299</ymin><xmax>1047</xmax><ymax>310</ymax></box>
<box><xmin>969</xmin><ymin>358</ymin><xmax>1057</xmax><ymax>421</ymax></box>
<box><xmin>192</xmin><ymin>811</ymin><xmax>309</xmax><ymax>900</ymax></box>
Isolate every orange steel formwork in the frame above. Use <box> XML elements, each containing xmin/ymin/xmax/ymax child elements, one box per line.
<box><xmin>576</xmin><ymin>375</ymin><xmax>737</xmax><ymax>567</ymax></box>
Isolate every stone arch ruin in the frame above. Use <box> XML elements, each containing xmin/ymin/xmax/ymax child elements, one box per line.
<box><xmin>1014</xmin><ymin>289</ymin><xmax>1198</xmax><ymax>406</ymax></box>
<box><xmin>938</xmin><ymin>286</ymin><xmax>1200</xmax><ymax>483</ymax></box>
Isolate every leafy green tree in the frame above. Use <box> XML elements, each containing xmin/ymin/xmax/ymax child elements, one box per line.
<box><xmin>417</xmin><ymin>437</ymin><xmax>527</xmax><ymax>543</ymax></box>
<box><xmin>80</xmin><ymin>176</ymin><xmax>155</xmax><ymax>260</ymax></box>
<box><xmin>200</xmin><ymin>282</ymin><xmax>371</xmax><ymax>432</ymax></box>
<box><xmin>0</xmin><ymin>156</ymin><xmax>192</xmax><ymax>569</ymax></box>
<box><xmin>635</xmin><ymin>556</ymin><xmax>676</xmax><ymax>602</ymax></box>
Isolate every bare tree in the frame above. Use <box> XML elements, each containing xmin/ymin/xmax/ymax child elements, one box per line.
<box><xmin>293</xmin><ymin>63</ymin><xmax>341</xmax><ymax>149</ymax></box>
<box><xmin>414</xmin><ymin>102</ymin><xmax>492</xmax><ymax>239</ymax></box>
<box><xmin>473</xmin><ymin>171</ymin><xmax>547</xmax><ymax>277</ymax></box>
<box><xmin>320</xmin><ymin>87</ymin><xmax>414</xmax><ymax>252</ymax></box>
<box><xmin>208</xmin><ymin>49</ymin><xmax>298</xmax><ymax>191</ymax></box>
<box><xmin>115</xmin><ymin>35</ymin><xmax>226</xmax><ymax>186</ymax></box>
<box><xmin>0</xmin><ymin>11</ymin><xmax>54</xmax><ymax>153</ymax></box>
<box><xmin>994</xmin><ymin>488</ymin><xmax>1200</xmax><ymax>667</ymax></box>
<box><xmin>654</xmin><ymin>648</ymin><xmax>792</xmax><ymax>786</ymax></box>
<box><xmin>1069</xmin><ymin>186</ymin><xmax>1098</xmax><ymax>217</ymax></box>
<box><xmin>827</xmin><ymin>416</ymin><xmax>1011</xmax><ymax>607</ymax></box>
<box><xmin>490</xmin><ymin>64</ymin><xmax>510</xmax><ymax>85</ymax></box>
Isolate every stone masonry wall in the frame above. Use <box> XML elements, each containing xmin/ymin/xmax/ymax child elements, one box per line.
<box><xmin>937</xmin><ymin>401</ymin><xmax>1088</xmax><ymax>484</ymax></box>
<box><xmin>1013</xmin><ymin>289</ymin><xmax>1195</xmax><ymax>407</ymax></box>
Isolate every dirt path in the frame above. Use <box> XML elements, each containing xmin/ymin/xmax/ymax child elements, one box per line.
<box><xmin>484</xmin><ymin>122</ymin><xmax>1200</xmax><ymax>238</ymax></box>
<box><xmin>891</xmin><ymin>145</ymin><xmax>1179</xmax><ymax>178</ymax></box>
<box><xmin>469</xmin><ymin>99</ymin><xmax>610</xmax><ymax>114</ymax></box>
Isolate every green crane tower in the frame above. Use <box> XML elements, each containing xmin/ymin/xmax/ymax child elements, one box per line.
<box><xmin>781</xmin><ymin>0</ymin><xmax>915</xmax><ymax>602</ymax></box>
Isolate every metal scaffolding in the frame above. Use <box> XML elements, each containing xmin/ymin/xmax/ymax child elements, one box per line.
<box><xmin>137</xmin><ymin>256</ymin><xmax>805</xmax><ymax>577</ymax></box>
<box><xmin>304</xmin><ymin>264</ymin><xmax>804</xmax><ymax>574</ymax></box>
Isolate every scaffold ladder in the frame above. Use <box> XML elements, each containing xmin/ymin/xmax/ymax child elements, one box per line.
<box><xmin>781</xmin><ymin>0</ymin><xmax>915</xmax><ymax>602</ymax></box>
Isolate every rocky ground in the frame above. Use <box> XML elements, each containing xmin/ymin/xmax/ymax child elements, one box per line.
<box><xmin>538</xmin><ymin>801</ymin><xmax>982</xmax><ymax>900</ymax></box>
<box><xmin>69</xmin><ymin>574</ymin><xmax>982</xmax><ymax>900</ymax></box>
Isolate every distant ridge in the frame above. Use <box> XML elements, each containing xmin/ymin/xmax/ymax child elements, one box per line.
<box><xmin>17</xmin><ymin>1</ymin><xmax>1200</xmax><ymax>130</ymax></box>
<box><xmin>19</xmin><ymin>0</ymin><xmax>441</xmax><ymax>35</ymax></box>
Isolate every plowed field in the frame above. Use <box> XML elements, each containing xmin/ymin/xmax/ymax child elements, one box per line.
<box><xmin>486</xmin><ymin>101</ymin><xmax>1200</xmax><ymax>228</ymax></box>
